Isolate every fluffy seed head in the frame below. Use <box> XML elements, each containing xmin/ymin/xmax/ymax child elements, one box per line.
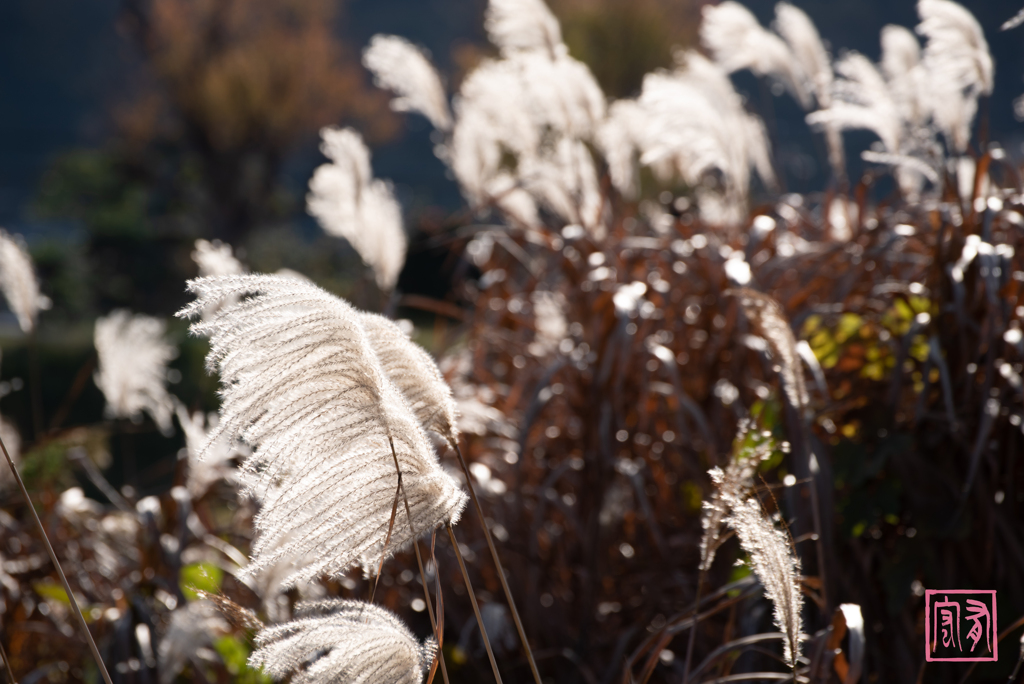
<box><xmin>178</xmin><ymin>275</ymin><xmax>466</xmax><ymax>587</ymax></box>
<box><xmin>727</xmin><ymin>498</ymin><xmax>804</xmax><ymax>668</ymax></box>
<box><xmin>250</xmin><ymin>599</ymin><xmax>436</xmax><ymax>684</ymax></box>
<box><xmin>364</xmin><ymin>35</ymin><xmax>452</xmax><ymax>131</ymax></box>
<box><xmin>94</xmin><ymin>310</ymin><xmax>176</xmax><ymax>435</ymax></box>
<box><xmin>0</xmin><ymin>230</ymin><xmax>48</xmax><ymax>333</ymax></box>
<box><xmin>484</xmin><ymin>0</ymin><xmax>563</xmax><ymax>56</ymax></box>
<box><xmin>307</xmin><ymin>127</ymin><xmax>406</xmax><ymax>291</ymax></box>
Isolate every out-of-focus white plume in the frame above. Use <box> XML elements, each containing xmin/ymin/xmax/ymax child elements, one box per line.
<box><xmin>307</xmin><ymin>127</ymin><xmax>406</xmax><ymax>291</ymax></box>
<box><xmin>0</xmin><ymin>230</ymin><xmax>49</xmax><ymax>334</ymax></box>
<box><xmin>0</xmin><ymin>418</ymin><xmax>19</xmax><ymax>491</ymax></box>
<box><xmin>94</xmin><ymin>310</ymin><xmax>176</xmax><ymax>435</ymax></box>
<box><xmin>808</xmin><ymin>53</ymin><xmax>901</xmax><ymax>154</ymax></box>
<box><xmin>158</xmin><ymin>600</ymin><xmax>230</xmax><ymax>684</ymax></box>
<box><xmin>192</xmin><ymin>239</ymin><xmax>245</xmax><ymax>277</ymax></box>
<box><xmin>249</xmin><ymin>599</ymin><xmax>435</xmax><ymax>684</ymax></box>
<box><xmin>178</xmin><ymin>275</ymin><xmax>467</xmax><ymax>588</ymax></box>
<box><xmin>363</xmin><ymin>35</ymin><xmax>452</xmax><ymax>131</ymax></box>
<box><xmin>484</xmin><ymin>0</ymin><xmax>563</xmax><ymax>56</ymax></box>
<box><xmin>449</xmin><ymin>43</ymin><xmax>605</xmax><ymax>231</ymax></box>
<box><xmin>607</xmin><ymin>51</ymin><xmax>774</xmax><ymax>223</ymax></box>
<box><xmin>175</xmin><ymin>404</ymin><xmax>244</xmax><ymax>499</ymax></box>
<box><xmin>917</xmin><ymin>0</ymin><xmax>994</xmax><ymax>152</ymax></box>
<box><xmin>773</xmin><ymin>3</ymin><xmax>845</xmax><ymax>176</ymax></box>
<box><xmin>702</xmin><ymin>1</ymin><xmax>810</xmax><ymax>108</ymax></box>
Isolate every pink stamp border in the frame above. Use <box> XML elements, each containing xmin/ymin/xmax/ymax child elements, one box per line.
<box><xmin>924</xmin><ymin>590</ymin><xmax>998</xmax><ymax>662</ymax></box>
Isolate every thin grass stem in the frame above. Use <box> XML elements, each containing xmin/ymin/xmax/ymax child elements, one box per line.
<box><xmin>0</xmin><ymin>433</ymin><xmax>113</xmax><ymax>684</ymax></box>
<box><xmin>387</xmin><ymin>437</ymin><xmax>449</xmax><ymax>684</ymax></box>
<box><xmin>451</xmin><ymin>441</ymin><xmax>542</xmax><ymax>684</ymax></box>
<box><xmin>0</xmin><ymin>637</ymin><xmax>15</xmax><ymax>684</ymax></box>
<box><xmin>446</xmin><ymin>522</ymin><xmax>503</xmax><ymax>684</ymax></box>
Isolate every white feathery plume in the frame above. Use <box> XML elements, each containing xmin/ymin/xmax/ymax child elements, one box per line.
<box><xmin>250</xmin><ymin>599</ymin><xmax>435</xmax><ymax>684</ymax></box>
<box><xmin>450</xmin><ymin>60</ymin><xmax>540</xmax><ymax>204</ymax></box>
<box><xmin>485</xmin><ymin>0</ymin><xmax>563</xmax><ymax>56</ymax></box>
<box><xmin>731</xmin><ymin>288</ymin><xmax>808</xmax><ymax>411</ymax></box>
<box><xmin>515</xmin><ymin>48</ymin><xmax>606</xmax><ymax>139</ymax></box>
<box><xmin>773</xmin><ymin>3</ymin><xmax>831</xmax><ymax>107</ymax></box>
<box><xmin>701</xmin><ymin>1</ymin><xmax>811</xmax><ymax>108</ymax></box>
<box><xmin>807</xmin><ymin>52</ymin><xmax>901</xmax><ymax>154</ymax></box>
<box><xmin>699</xmin><ymin>420</ymin><xmax>773</xmax><ymax>572</ymax></box>
<box><xmin>363</xmin><ymin>35</ymin><xmax>452</xmax><ymax>131</ymax></box>
<box><xmin>773</xmin><ymin>3</ymin><xmax>845</xmax><ymax>177</ymax></box>
<box><xmin>93</xmin><ymin>310</ymin><xmax>176</xmax><ymax>435</ymax></box>
<box><xmin>597</xmin><ymin>100</ymin><xmax>647</xmax><ymax>198</ymax></box>
<box><xmin>192</xmin><ymin>239</ymin><xmax>245</xmax><ymax>277</ymax></box>
<box><xmin>0</xmin><ymin>230</ymin><xmax>49</xmax><ymax>334</ymax></box>
<box><xmin>917</xmin><ymin>0</ymin><xmax>993</xmax><ymax>152</ymax></box>
<box><xmin>1003</xmin><ymin>7</ymin><xmax>1024</xmax><ymax>31</ymax></box>
<box><xmin>880</xmin><ymin>25</ymin><xmax>931</xmax><ymax>127</ymax></box>
<box><xmin>158</xmin><ymin>600</ymin><xmax>230</xmax><ymax>684</ymax></box>
<box><xmin>0</xmin><ymin>419</ymin><xmax>19</xmax><ymax>491</ymax></box>
<box><xmin>449</xmin><ymin>47</ymin><xmax>605</xmax><ymax>229</ymax></box>
<box><xmin>175</xmin><ymin>404</ymin><xmax>244</xmax><ymax>499</ymax></box>
<box><xmin>307</xmin><ymin>127</ymin><xmax>406</xmax><ymax>291</ymax></box>
<box><xmin>178</xmin><ymin>275</ymin><xmax>466</xmax><ymax>588</ymax></box>
<box><xmin>623</xmin><ymin>52</ymin><xmax>774</xmax><ymax>221</ymax></box>
<box><xmin>485</xmin><ymin>173</ymin><xmax>542</xmax><ymax>227</ymax></box>
<box><xmin>359</xmin><ymin>311</ymin><xmax>460</xmax><ymax>444</ymax></box>
<box><xmin>726</xmin><ymin>497</ymin><xmax>804</xmax><ymax>669</ymax></box>
<box><xmin>192</xmin><ymin>239</ymin><xmax>246</xmax><ymax>320</ymax></box>
<box><xmin>918</xmin><ymin>0</ymin><xmax>993</xmax><ymax>95</ymax></box>
<box><xmin>518</xmin><ymin>137</ymin><xmax>604</xmax><ymax>229</ymax></box>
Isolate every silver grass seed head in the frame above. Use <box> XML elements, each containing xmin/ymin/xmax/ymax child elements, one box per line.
<box><xmin>917</xmin><ymin>0</ymin><xmax>993</xmax><ymax>152</ymax></box>
<box><xmin>358</xmin><ymin>311</ymin><xmax>460</xmax><ymax>445</ymax></box>
<box><xmin>93</xmin><ymin>310</ymin><xmax>177</xmax><ymax>435</ymax></box>
<box><xmin>726</xmin><ymin>498</ymin><xmax>804</xmax><ymax>669</ymax></box>
<box><xmin>773</xmin><ymin>3</ymin><xmax>833</xmax><ymax>107</ymax></box>
<box><xmin>485</xmin><ymin>0</ymin><xmax>563</xmax><ymax>57</ymax></box>
<box><xmin>178</xmin><ymin>275</ymin><xmax>467</xmax><ymax>588</ymax></box>
<box><xmin>250</xmin><ymin>599</ymin><xmax>435</xmax><ymax>684</ymax></box>
<box><xmin>192</xmin><ymin>239</ymin><xmax>245</xmax><ymax>277</ymax></box>
<box><xmin>702</xmin><ymin>1</ymin><xmax>811</xmax><ymax>109</ymax></box>
<box><xmin>0</xmin><ymin>230</ymin><xmax>49</xmax><ymax>334</ymax></box>
<box><xmin>364</xmin><ymin>35</ymin><xmax>453</xmax><ymax>131</ymax></box>
<box><xmin>307</xmin><ymin>127</ymin><xmax>406</xmax><ymax>291</ymax></box>
<box><xmin>730</xmin><ymin>288</ymin><xmax>808</xmax><ymax>412</ymax></box>
<box><xmin>158</xmin><ymin>599</ymin><xmax>231</xmax><ymax>684</ymax></box>
<box><xmin>699</xmin><ymin>420</ymin><xmax>774</xmax><ymax>572</ymax></box>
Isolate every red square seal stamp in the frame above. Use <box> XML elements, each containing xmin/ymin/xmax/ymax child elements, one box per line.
<box><xmin>925</xmin><ymin>590</ymin><xmax>997</xmax><ymax>662</ymax></box>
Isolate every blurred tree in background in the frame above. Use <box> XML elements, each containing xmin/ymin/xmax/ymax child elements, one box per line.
<box><xmin>34</xmin><ymin>0</ymin><xmax>398</xmax><ymax>320</ymax></box>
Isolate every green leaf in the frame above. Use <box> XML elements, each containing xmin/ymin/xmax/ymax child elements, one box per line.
<box><xmin>180</xmin><ymin>562</ymin><xmax>223</xmax><ymax>600</ymax></box>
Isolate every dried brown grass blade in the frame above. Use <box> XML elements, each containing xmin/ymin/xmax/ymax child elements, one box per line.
<box><xmin>452</xmin><ymin>441</ymin><xmax>543</xmax><ymax>684</ymax></box>
<box><xmin>389</xmin><ymin>436</ymin><xmax>449</xmax><ymax>684</ymax></box>
<box><xmin>447</xmin><ymin>522</ymin><xmax>503</xmax><ymax>684</ymax></box>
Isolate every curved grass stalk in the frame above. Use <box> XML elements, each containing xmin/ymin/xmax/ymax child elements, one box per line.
<box><xmin>446</xmin><ymin>522</ymin><xmax>503</xmax><ymax>684</ymax></box>
<box><xmin>0</xmin><ymin>434</ymin><xmax>114</xmax><ymax>684</ymax></box>
<box><xmin>451</xmin><ymin>441</ymin><xmax>543</xmax><ymax>684</ymax></box>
